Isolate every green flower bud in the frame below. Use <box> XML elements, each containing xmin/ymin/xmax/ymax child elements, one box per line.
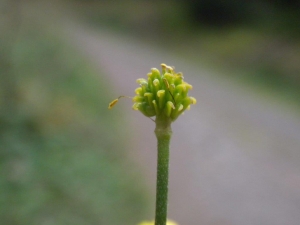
<box><xmin>136</xmin><ymin>78</ymin><xmax>148</xmax><ymax>85</ymax></box>
<box><xmin>151</xmin><ymin>68</ymin><xmax>161</xmax><ymax>80</ymax></box>
<box><xmin>132</xmin><ymin>102</ymin><xmax>141</xmax><ymax>110</ymax></box>
<box><xmin>164</xmin><ymin>101</ymin><xmax>175</xmax><ymax>117</ymax></box>
<box><xmin>135</xmin><ymin>87</ymin><xmax>143</xmax><ymax>95</ymax></box>
<box><xmin>152</xmin><ymin>100</ymin><xmax>159</xmax><ymax>115</ymax></box>
<box><xmin>157</xmin><ymin>90</ymin><xmax>166</xmax><ymax>109</ymax></box>
<box><xmin>108</xmin><ymin>64</ymin><xmax>196</xmax><ymax>122</ymax></box>
<box><xmin>153</xmin><ymin>79</ymin><xmax>160</xmax><ymax>87</ymax></box>
<box><xmin>132</xmin><ymin>63</ymin><xmax>196</xmax><ymax>121</ymax></box>
<box><xmin>190</xmin><ymin>97</ymin><xmax>197</xmax><ymax>104</ymax></box>
<box><xmin>133</xmin><ymin>96</ymin><xmax>144</xmax><ymax>103</ymax></box>
<box><xmin>144</xmin><ymin>92</ymin><xmax>154</xmax><ymax>105</ymax></box>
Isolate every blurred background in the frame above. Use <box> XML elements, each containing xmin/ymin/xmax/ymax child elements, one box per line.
<box><xmin>1</xmin><ymin>0</ymin><xmax>300</xmax><ymax>225</ymax></box>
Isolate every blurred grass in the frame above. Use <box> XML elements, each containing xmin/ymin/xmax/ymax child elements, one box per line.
<box><xmin>0</xmin><ymin>11</ymin><xmax>149</xmax><ymax>225</ymax></box>
<box><xmin>170</xmin><ymin>27</ymin><xmax>300</xmax><ymax>103</ymax></box>
<box><xmin>67</xmin><ymin>0</ymin><xmax>300</xmax><ymax>110</ymax></box>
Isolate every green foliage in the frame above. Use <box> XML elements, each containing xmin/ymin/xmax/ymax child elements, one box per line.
<box><xmin>0</xmin><ymin>26</ymin><xmax>148</xmax><ymax>225</ymax></box>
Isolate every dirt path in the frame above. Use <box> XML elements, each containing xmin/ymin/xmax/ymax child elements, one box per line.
<box><xmin>33</xmin><ymin>2</ymin><xmax>300</xmax><ymax>223</ymax></box>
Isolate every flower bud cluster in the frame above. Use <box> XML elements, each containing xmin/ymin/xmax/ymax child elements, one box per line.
<box><xmin>132</xmin><ymin>63</ymin><xmax>196</xmax><ymax>121</ymax></box>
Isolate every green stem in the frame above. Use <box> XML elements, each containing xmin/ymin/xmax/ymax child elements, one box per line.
<box><xmin>154</xmin><ymin>115</ymin><xmax>172</xmax><ymax>225</ymax></box>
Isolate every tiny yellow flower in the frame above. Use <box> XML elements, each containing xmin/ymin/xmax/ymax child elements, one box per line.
<box><xmin>138</xmin><ymin>219</ymin><xmax>178</xmax><ymax>225</ymax></box>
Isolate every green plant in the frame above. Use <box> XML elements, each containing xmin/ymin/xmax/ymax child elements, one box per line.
<box><xmin>109</xmin><ymin>64</ymin><xmax>196</xmax><ymax>225</ymax></box>
<box><xmin>0</xmin><ymin>24</ymin><xmax>148</xmax><ymax>225</ymax></box>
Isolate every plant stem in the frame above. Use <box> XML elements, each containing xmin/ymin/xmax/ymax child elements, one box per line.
<box><xmin>154</xmin><ymin>115</ymin><xmax>172</xmax><ymax>225</ymax></box>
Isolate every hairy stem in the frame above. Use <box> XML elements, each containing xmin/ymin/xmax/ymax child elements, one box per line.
<box><xmin>154</xmin><ymin>115</ymin><xmax>172</xmax><ymax>225</ymax></box>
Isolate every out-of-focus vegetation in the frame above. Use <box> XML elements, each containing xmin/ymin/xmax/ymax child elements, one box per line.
<box><xmin>67</xmin><ymin>0</ymin><xmax>300</xmax><ymax>108</ymax></box>
<box><xmin>0</xmin><ymin>2</ymin><xmax>149</xmax><ymax>225</ymax></box>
